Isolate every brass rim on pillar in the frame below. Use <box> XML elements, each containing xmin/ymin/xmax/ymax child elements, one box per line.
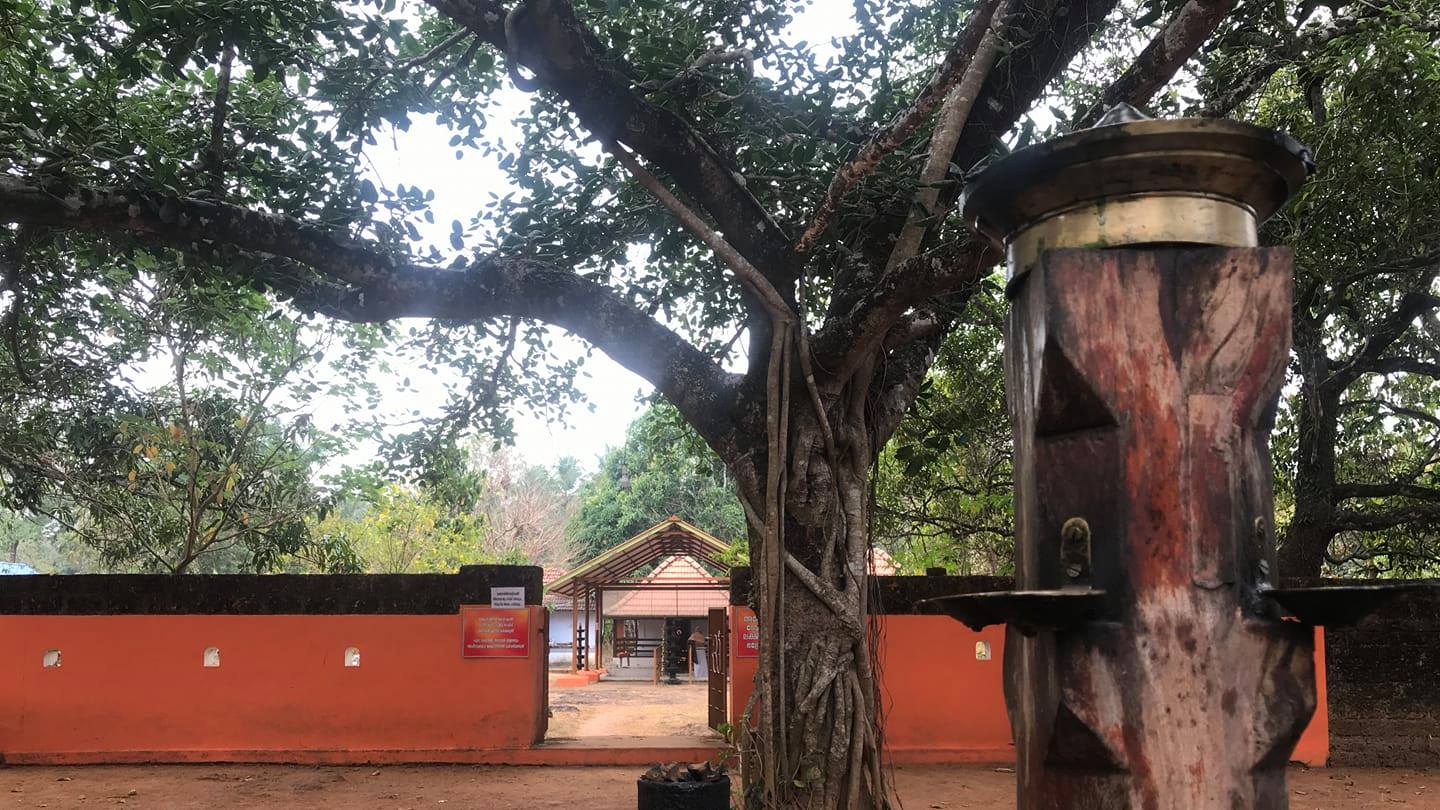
<box><xmin>959</xmin><ymin>105</ymin><xmax>1314</xmax><ymax>288</ymax></box>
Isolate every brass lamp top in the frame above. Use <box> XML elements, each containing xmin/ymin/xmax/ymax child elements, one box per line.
<box><xmin>960</xmin><ymin>105</ymin><xmax>1313</xmax><ymax>284</ymax></box>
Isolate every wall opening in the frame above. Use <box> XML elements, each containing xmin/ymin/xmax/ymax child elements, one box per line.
<box><xmin>344</xmin><ymin>647</ymin><xmax>361</xmax><ymax>667</ymax></box>
<box><xmin>547</xmin><ymin>609</ymin><xmax>718</xmax><ymax>742</ymax></box>
<box><xmin>203</xmin><ymin>647</ymin><xmax>221</xmax><ymax>668</ymax></box>
<box><xmin>42</xmin><ymin>649</ymin><xmax>61</xmax><ymax>668</ymax></box>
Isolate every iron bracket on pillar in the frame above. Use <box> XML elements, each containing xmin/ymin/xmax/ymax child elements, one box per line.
<box><xmin>916</xmin><ymin>589</ymin><xmax>1108</xmax><ymax>634</ymax></box>
<box><xmin>1261</xmin><ymin>581</ymin><xmax>1437</xmax><ymax>628</ymax></box>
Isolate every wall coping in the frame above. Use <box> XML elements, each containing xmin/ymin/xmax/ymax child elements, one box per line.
<box><xmin>726</xmin><ymin>568</ymin><xmax>1436</xmax><ymax>615</ymax></box>
<box><xmin>729</xmin><ymin>566</ymin><xmax>1013</xmax><ymax>612</ymax></box>
<box><xmin>0</xmin><ymin>565</ymin><xmax>542</xmax><ymax>614</ymax></box>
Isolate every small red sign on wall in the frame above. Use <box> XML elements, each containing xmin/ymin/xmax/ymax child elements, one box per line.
<box><xmin>736</xmin><ymin>608</ymin><xmax>759</xmax><ymax>658</ymax></box>
<box><xmin>460</xmin><ymin>606</ymin><xmax>530</xmax><ymax>659</ymax></box>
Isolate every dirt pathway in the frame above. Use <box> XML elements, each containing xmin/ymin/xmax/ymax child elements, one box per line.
<box><xmin>2</xmin><ymin>764</ymin><xmax>1434</xmax><ymax>809</ymax></box>
<box><xmin>547</xmin><ymin>679</ymin><xmax>713</xmax><ymax>739</ymax></box>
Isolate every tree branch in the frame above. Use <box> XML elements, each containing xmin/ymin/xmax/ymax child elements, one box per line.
<box><xmin>824</xmin><ymin>0</ymin><xmax>1119</xmax><ymax>363</ymax></box>
<box><xmin>426</xmin><ymin>0</ymin><xmax>796</xmax><ymax>284</ymax></box>
<box><xmin>868</xmin><ymin>318</ymin><xmax>953</xmax><ymax>452</ymax></box>
<box><xmin>0</xmin><ymin>177</ymin><xmax>742</xmax><ymax>447</ymax></box>
<box><xmin>354</xmin><ymin>28</ymin><xmax>473</xmax><ymax>103</ymax></box>
<box><xmin>1333</xmin><ymin>503</ymin><xmax>1440</xmax><ymax>532</ymax></box>
<box><xmin>792</xmin><ymin>0</ymin><xmax>1005</xmax><ymax>258</ymax></box>
<box><xmin>652</xmin><ymin>47</ymin><xmax>754</xmax><ymax>96</ymax></box>
<box><xmin>1364</xmin><ymin>355</ymin><xmax>1440</xmax><ymax>380</ymax></box>
<box><xmin>0</xmin><ymin>177</ymin><xmax>405</xmax><ymax>288</ymax></box>
<box><xmin>1326</xmin><ymin>290</ymin><xmax>1440</xmax><ymax>392</ymax></box>
<box><xmin>1343</xmin><ymin>397</ymin><xmax>1440</xmax><ymax>433</ymax></box>
<box><xmin>1335</xmin><ymin>482</ymin><xmax>1440</xmax><ymax>502</ymax></box>
<box><xmin>203</xmin><ymin>44</ymin><xmax>236</xmax><ymax>196</ymax></box>
<box><xmin>1072</xmin><ymin>0</ymin><xmax>1237</xmax><ymax>128</ymax></box>
<box><xmin>883</xmin><ymin>9</ymin><xmax>1011</xmax><ymax>274</ymax></box>
<box><xmin>0</xmin><ymin>224</ymin><xmax>44</xmax><ymax>386</ymax></box>
<box><xmin>814</xmin><ymin>242</ymin><xmax>996</xmax><ymax>383</ymax></box>
<box><xmin>1315</xmin><ymin>250</ymin><xmax>1440</xmax><ymax>321</ymax></box>
<box><xmin>945</xmin><ymin>0</ymin><xmax>1123</xmax><ymax>173</ymax></box>
<box><xmin>607</xmin><ymin>142</ymin><xmax>793</xmax><ymax>321</ymax></box>
<box><xmin>1197</xmin><ymin>4</ymin><xmax>1390</xmax><ymax>118</ymax></box>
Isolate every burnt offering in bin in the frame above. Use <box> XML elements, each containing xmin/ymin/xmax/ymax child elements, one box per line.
<box><xmin>637</xmin><ymin>762</ymin><xmax>729</xmax><ymax>810</ymax></box>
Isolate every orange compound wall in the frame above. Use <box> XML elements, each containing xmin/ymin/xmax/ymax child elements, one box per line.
<box><xmin>728</xmin><ymin>608</ymin><xmax>1330</xmax><ymax>766</ymax></box>
<box><xmin>0</xmin><ymin>610</ymin><xmax>548</xmax><ymax>764</ymax></box>
<box><xmin>874</xmin><ymin>616</ymin><xmax>1011</xmax><ymax>763</ymax></box>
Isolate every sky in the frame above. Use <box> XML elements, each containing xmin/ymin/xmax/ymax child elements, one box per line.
<box><xmin>351</xmin><ymin>1</ymin><xmax>856</xmax><ymax>472</ymax></box>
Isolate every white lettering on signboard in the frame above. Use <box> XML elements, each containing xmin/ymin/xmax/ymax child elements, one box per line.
<box><xmin>490</xmin><ymin>586</ymin><xmax>526</xmax><ymax>608</ymax></box>
<box><xmin>460</xmin><ymin>606</ymin><xmax>531</xmax><ymax>658</ymax></box>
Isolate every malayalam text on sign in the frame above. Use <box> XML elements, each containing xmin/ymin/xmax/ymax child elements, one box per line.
<box><xmin>460</xmin><ymin>606</ymin><xmax>531</xmax><ymax>659</ymax></box>
<box><xmin>737</xmin><ymin>608</ymin><xmax>759</xmax><ymax>658</ymax></box>
<box><xmin>490</xmin><ymin>586</ymin><xmax>525</xmax><ymax>608</ymax></box>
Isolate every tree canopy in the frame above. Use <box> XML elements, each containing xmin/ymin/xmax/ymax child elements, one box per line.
<box><xmin>866</xmin><ymin>1</ymin><xmax>1440</xmax><ymax>580</ymax></box>
<box><xmin>4</xmin><ymin>0</ymin><xmax>1439</xmax><ymax>802</ymax></box>
<box><xmin>1254</xmin><ymin>10</ymin><xmax>1440</xmax><ymax>577</ymax></box>
<box><xmin>569</xmin><ymin>402</ymin><xmax>745</xmax><ymax>558</ymax></box>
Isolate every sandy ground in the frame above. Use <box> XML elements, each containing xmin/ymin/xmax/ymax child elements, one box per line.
<box><xmin>1</xmin><ymin>764</ymin><xmax>1435</xmax><ymax>809</ymax></box>
<box><xmin>546</xmin><ymin>678</ymin><xmax>715</xmax><ymax>739</ymax></box>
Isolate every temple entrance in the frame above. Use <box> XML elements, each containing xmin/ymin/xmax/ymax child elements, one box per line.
<box><xmin>542</xmin><ymin>517</ymin><xmax>730</xmax><ymax>743</ymax></box>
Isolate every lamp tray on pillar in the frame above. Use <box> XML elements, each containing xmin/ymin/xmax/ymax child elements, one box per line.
<box><xmin>916</xmin><ymin>589</ymin><xmax>1108</xmax><ymax>634</ymax></box>
<box><xmin>1262</xmin><ymin>581</ymin><xmax>1437</xmax><ymax>627</ymax></box>
<box><xmin>960</xmin><ymin>104</ymin><xmax>1313</xmax><ymax>290</ymax></box>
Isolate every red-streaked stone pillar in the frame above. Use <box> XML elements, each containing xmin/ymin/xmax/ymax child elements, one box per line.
<box><xmin>949</xmin><ymin>107</ymin><xmax>1318</xmax><ymax>808</ymax></box>
<box><xmin>1003</xmin><ymin>246</ymin><xmax>1313</xmax><ymax>807</ymax></box>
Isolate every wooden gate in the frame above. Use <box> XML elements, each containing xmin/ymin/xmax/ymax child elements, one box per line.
<box><xmin>706</xmin><ymin>607</ymin><xmax>728</xmax><ymax>730</ymax></box>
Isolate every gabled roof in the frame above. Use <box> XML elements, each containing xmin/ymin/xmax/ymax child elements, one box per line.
<box><xmin>605</xmin><ymin>555</ymin><xmax>729</xmax><ymax>617</ymax></box>
<box><xmin>869</xmin><ymin>547</ymin><xmax>898</xmax><ymax>576</ymax></box>
<box><xmin>545</xmin><ymin>516</ymin><xmax>731</xmax><ymax>598</ymax></box>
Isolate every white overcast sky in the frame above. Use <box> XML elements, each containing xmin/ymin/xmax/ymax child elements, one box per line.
<box><xmin>351</xmin><ymin>2</ymin><xmax>856</xmax><ymax>472</ymax></box>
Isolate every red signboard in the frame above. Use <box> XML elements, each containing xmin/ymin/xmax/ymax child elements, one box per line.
<box><xmin>736</xmin><ymin>607</ymin><xmax>759</xmax><ymax>658</ymax></box>
<box><xmin>460</xmin><ymin>606</ymin><xmax>531</xmax><ymax>659</ymax></box>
